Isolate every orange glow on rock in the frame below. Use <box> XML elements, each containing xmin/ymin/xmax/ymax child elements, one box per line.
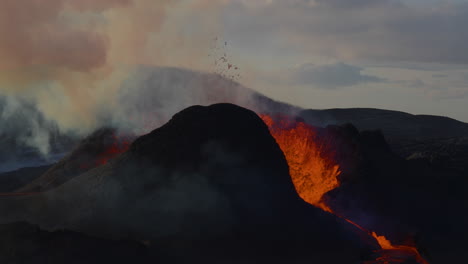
<box><xmin>261</xmin><ymin>114</ymin><xmax>428</xmax><ymax>264</ymax></box>
<box><xmin>260</xmin><ymin>114</ymin><xmax>340</xmax><ymax>212</ymax></box>
<box><xmin>80</xmin><ymin>133</ymin><xmax>132</xmax><ymax>169</ymax></box>
<box><xmin>94</xmin><ymin>135</ymin><xmax>131</xmax><ymax>166</ymax></box>
<box><xmin>370</xmin><ymin>232</ymin><xmax>429</xmax><ymax>264</ymax></box>
<box><xmin>372</xmin><ymin>232</ymin><xmax>395</xmax><ymax>250</ymax></box>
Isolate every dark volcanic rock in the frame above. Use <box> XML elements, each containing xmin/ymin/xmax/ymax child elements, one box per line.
<box><xmin>0</xmin><ymin>221</ymin><xmax>150</xmax><ymax>264</ymax></box>
<box><xmin>0</xmin><ymin>165</ymin><xmax>51</xmax><ymax>192</ymax></box>
<box><xmin>403</xmin><ymin>136</ymin><xmax>468</xmax><ymax>173</ymax></box>
<box><xmin>130</xmin><ymin>103</ymin><xmax>296</xmax><ymax>195</ymax></box>
<box><xmin>0</xmin><ymin>103</ymin><xmax>375</xmax><ymax>264</ymax></box>
<box><xmin>298</xmin><ymin>108</ymin><xmax>468</xmax><ymax>264</ymax></box>
<box><xmin>315</xmin><ymin>123</ymin><xmax>467</xmax><ymax>264</ymax></box>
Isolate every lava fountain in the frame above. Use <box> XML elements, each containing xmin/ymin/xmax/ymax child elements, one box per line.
<box><xmin>260</xmin><ymin>114</ymin><xmax>340</xmax><ymax>212</ymax></box>
<box><xmin>260</xmin><ymin>114</ymin><xmax>429</xmax><ymax>264</ymax></box>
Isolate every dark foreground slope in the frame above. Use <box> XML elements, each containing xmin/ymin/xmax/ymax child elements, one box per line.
<box><xmin>0</xmin><ymin>165</ymin><xmax>51</xmax><ymax>192</ymax></box>
<box><xmin>0</xmin><ymin>104</ymin><xmax>374</xmax><ymax>264</ymax></box>
<box><xmin>0</xmin><ymin>222</ymin><xmax>151</xmax><ymax>264</ymax></box>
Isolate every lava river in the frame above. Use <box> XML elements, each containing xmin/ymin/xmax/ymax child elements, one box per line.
<box><xmin>260</xmin><ymin>114</ymin><xmax>429</xmax><ymax>264</ymax></box>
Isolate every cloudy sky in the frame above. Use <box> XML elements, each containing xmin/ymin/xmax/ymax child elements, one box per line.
<box><xmin>220</xmin><ymin>0</ymin><xmax>468</xmax><ymax>122</ymax></box>
<box><xmin>1</xmin><ymin>0</ymin><xmax>468</xmax><ymax>124</ymax></box>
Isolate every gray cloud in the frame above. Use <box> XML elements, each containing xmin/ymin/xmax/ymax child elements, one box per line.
<box><xmin>290</xmin><ymin>63</ymin><xmax>386</xmax><ymax>88</ymax></box>
<box><xmin>432</xmin><ymin>74</ymin><xmax>448</xmax><ymax>78</ymax></box>
<box><xmin>393</xmin><ymin>79</ymin><xmax>426</xmax><ymax>88</ymax></box>
<box><xmin>223</xmin><ymin>0</ymin><xmax>468</xmax><ymax>64</ymax></box>
<box><xmin>365</xmin><ymin>62</ymin><xmax>468</xmax><ymax>71</ymax></box>
<box><xmin>314</xmin><ymin>0</ymin><xmax>393</xmax><ymax>9</ymax></box>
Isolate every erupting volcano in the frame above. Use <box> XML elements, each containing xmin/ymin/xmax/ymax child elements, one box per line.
<box><xmin>2</xmin><ymin>103</ymin><xmax>466</xmax><ymax>263</ymax></box>
<box><xmin>84</xmin><ymin>133</ymin><xmax>132</xmax><ymax>168</ymax></box>
<box><xmin>260</xmin><ymin>114</ymin><xmax>429</xmax><ymax>264</ymax></box>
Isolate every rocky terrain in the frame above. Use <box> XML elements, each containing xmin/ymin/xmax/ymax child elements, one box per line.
<box><xmin>0</xmin><ymin>68</ymin><xmax>466</xmax><ymax>263</ymax></box>
<box><xmin>0</xmin><ymin>222</ymin><xmax>151</xmax><ymax>264</ymax></box>
<box><xmin>0</xmin><ymin>104</ymin><xmax>377</xmax><ymax>264</ymax></box>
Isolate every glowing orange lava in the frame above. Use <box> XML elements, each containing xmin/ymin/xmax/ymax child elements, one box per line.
<box><xmin>371</xmin><ymin>232</ymin><xmax>429</xmax><ymax>264</ymax></box>
<box><xmin>95</xmin><ymin>134</ymin><xmax>131</xmax><ymax>166</ymax></box>
<box><xmin>80</xmin><ymin>133</ymin><xmax>132</xmax><ymax>169</ymax></box>
<box><xmin>260</xmin><ymin>114</ymin><xmax>429</xmax><ymax>264</ymax></box>
<box><xmin>260</xmin><ymin>114</ymin><xmax>340</xmax><ymax>212</ymax></box>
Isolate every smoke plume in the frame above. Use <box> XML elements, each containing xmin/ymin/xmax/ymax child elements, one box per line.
<box><xmin>0</xmin><ymin>0</ymin><xmax>252</xmax><ymax>161</ymax></box>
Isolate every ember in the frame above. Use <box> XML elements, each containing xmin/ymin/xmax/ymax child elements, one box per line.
<box><xmin>80</xmin><ymin>133</ymin><xmax>132</xmax><ymax>169</ymax></box>
<box><xmin>94</xmin><ymin>134</ymin><xmax>131</xmax><ymax>166</ymax></box>
<box><xmin>260</xmin><ymin>114</ymin><xmax>429</xmax><ymax>264</ymax></box>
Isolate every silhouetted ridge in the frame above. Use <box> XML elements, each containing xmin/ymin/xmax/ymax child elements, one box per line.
<box><xmin>0</xmin><ymin>222</ymin><xmax>150</xmax><ymax>264</ymax></box>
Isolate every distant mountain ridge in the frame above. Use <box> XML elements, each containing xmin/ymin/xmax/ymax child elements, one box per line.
<box><xmin>300</xmin><ymin>108</ymin><xmax>468</xmax><ymax>140</ymax></box>
<box><xmin>299</xmin><ymin>107</ymin><xmax>468</xmax><ymax>173</ymax></box>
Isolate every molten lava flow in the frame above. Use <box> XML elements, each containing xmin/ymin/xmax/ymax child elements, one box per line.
<box><xmin>260</xmin><ymin>114</ymin><xmax>429</xmax><ymax>264</ymax></box>
<box><xmin>370</xmin><ymin>232</ymin><xmax>429</xmax><ymax>264</ymax></box>
<box><xmin>372</xmin><ymin>232</ymin><xmax>394</xmax><ymax>250</ymax></box>
<box><xmin>260</xmin><ymin>114</ymin><xmax>340</xmax><ymax>212</ymax></box>
<box><xmin>94</xmin><ymin>134</ymin><xmax>131</xmax><ymax>166</ymax></box>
